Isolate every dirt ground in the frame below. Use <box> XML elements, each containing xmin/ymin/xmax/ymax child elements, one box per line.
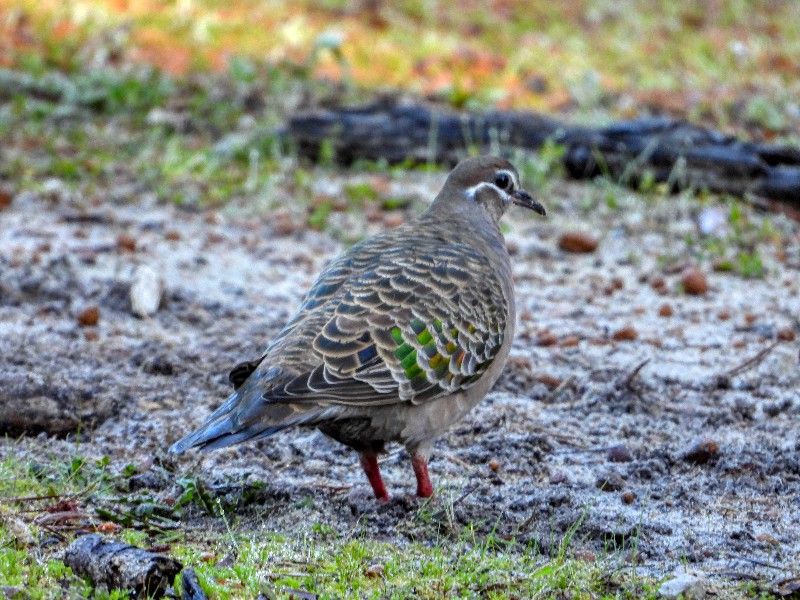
<box><xmin>1</xmin><ymin>169</ymin><xmax>799</xmax><ymax>588</ymax></box>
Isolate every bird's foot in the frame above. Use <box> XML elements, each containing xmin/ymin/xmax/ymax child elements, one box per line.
<box><xmin>411</xmin><ymin>454</ymin><xmax>434</xmax><ymax>498</ymax></box>
<box><xmin>358</xmin><ymin>451</ymin><xmax>389</xmax><ymax>502</ymax></box>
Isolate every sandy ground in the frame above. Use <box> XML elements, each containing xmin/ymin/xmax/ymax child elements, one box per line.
<box><xmin>1</xmin><ymin>170</ymin><xmax>799</xmax><ymax>587</ymax></box>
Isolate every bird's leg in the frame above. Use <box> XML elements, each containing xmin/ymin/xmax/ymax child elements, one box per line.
<box><xmin>359</xmin><ymin>452</ymin><xmax>389</xmax><ymax>502</ymax></box>
<box><xmin>411</xmin><ymin>454</ymin><xmax>434</xmax><ymax>498</ymax></box>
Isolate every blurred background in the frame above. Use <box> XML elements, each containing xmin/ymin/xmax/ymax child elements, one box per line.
<box><xmin>2</xmin><ymin>0</ymin><xmax>799</xmax><ymax>126</ymax></box>
<box><xmin>2</xmin><ymin>0</ymin><xmax>798</xmax><ymax>209</ymax></box>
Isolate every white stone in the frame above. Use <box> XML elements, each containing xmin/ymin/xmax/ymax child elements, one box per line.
<box><xmin>130</xmin><ymin>265</ymin><xmax>163</xmax><ymax>318</ymax></box>
<box><xmin>658</xmin><ymin>574</ymin><xmax>705</xmax><ymax>599</ymax></box>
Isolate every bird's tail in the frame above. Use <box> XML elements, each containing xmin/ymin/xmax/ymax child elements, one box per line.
<box><xmin>169</xmin><ymin>389</ymin><xmax>316</xmax><ymax>454</ymax></box>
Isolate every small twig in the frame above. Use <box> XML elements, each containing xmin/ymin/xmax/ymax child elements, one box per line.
<box><xmin>34</xmin><ymin>510</ymin><xmax>93</xmax><ymax>525</ymax></box>
<box><xmin>725</xmin><ymin>340</ymin><xmax>782</xmax><ymax>377</ymax></box>
<box><xmin>310</xmin><ymin>482</ymin><xmax>352</xmax><ymax>492</ymax></box>
<box><xmin>552</xmin><ymin>444</ymin><xmax>627</xmax><ymax>456</ymax></box>
<box><xmin>542</xmin><ymin>376</ymin><xmax>574</xmax><ymax>403</ymax></box>
<box><xmin>449</xmin><ymin>483</ymin><xmax>480</xmax><ymax>508</ymax></box>
<box><xmin>273</xmin><ymin>560</ymin><xmax>315</xmax><ymax>568</ymax></box>
<box><xmin>740</xmin><ymin>556</ymin><xmax>792</xmax><ymax>571</ymax></box>
<box><xmin>277</xmin><ymin>587</ymin><xmax>318</xmax><ymax>600</ymax></box>
<box><xmin>428</xmin><ymin>483</ymin><xmax>481</xmax><ymax>522</ymax></box>
<box><xmin>514</xmin><ymin>511</ymin><xmax>538</xmax><ymax>535</ymax></box>
<box><xmin>715</xmin><ymin>571</ymin><xmax>759</xmax><ymax>581</ymax></box>
<box><xmin>0</xmin><ymin>493</ymin><xmax>63</xmax><ymax>504</ymax></box>
<box><xmin>446</xmin><ymin>454</ymin><xmax>486</xmax><ymax>477</ymax></box>
<box><xmin>621</xmin><ymin>358</ymin><xmax>650</xmax><ymax>389</ymax></box>
<box><xmin>266</xmin><ymin>572</ymin><xmax>333</xmax><ymax>579</ymax></box>
<box><xmin>377</xmin><ymin>449</ymin><xmax>404</xmax><ymax>465</ymax></box>
<box><xmin>0</xmin><ymin>482</ymin><xmax>97</xmax><ymax>505</ymax></box>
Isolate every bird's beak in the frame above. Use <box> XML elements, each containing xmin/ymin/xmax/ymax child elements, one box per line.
<box><xmin>512</xmin><ymin>189</ymin><xmax>546</xmax><ymax>216</ymax></box>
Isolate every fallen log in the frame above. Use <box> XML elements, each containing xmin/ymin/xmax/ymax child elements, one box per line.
<box><xmin>284</xmin><ymin>104</ymin><xmax>800</xmax><ymax>204</ymax></box>
<box><xmin>64</xmin><ymin>534</ymin><xmax>182</xmax><ymax>599</ymax></box>
<box><xmin>181</xmin><ymin>567</ymin><xmax>209</xmax><ymax>600</ymax></box>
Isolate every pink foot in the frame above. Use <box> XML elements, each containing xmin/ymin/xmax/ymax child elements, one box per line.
<box><xmin>411</xmin><ymin>454</ymin><xmax>434</xmax><ymax>498</ymax></box>
<box><xmin>359</xmin><ymin>452</ymin><xmax>389</xmax><ymax>502</ymax></box>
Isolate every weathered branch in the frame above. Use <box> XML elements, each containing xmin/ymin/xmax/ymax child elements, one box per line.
<box><xmin>284</xmin><ymin>103</ymin><xmax>800</xmax><ymax>203</ymax></box>
<box><xmin>64</xmin><ymin>534</ymin><xmax>182</xmax><ymax>599</ymax></box>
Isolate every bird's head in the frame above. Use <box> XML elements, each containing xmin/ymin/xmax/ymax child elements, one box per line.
<box><xmin>432</xmin><ymin>155</ymin><xmax>546</xmax><ymax>224</ymax></box>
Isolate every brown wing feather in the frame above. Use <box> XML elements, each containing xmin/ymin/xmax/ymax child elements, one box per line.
<box><xmin>261</xmin><ymin>238</ymin><xmax>508</xmax><ymax>407</ymax></box>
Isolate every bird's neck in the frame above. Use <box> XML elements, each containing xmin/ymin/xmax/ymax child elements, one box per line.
<box><xmin>420</xmin><ymin>200</ymin><xmax>508</xmax><ymax>259</ymax></box>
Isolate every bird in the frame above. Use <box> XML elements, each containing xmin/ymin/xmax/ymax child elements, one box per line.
<box><xmin>169</xmin><ymin>155</ymin><xmax>546</xmax><ymax>502</ymax></box>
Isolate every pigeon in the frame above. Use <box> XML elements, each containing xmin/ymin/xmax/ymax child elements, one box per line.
<box><xmin>169</xmin><ymin>156</ymin><xmax>546</xmax><ymax>501</ymax></box>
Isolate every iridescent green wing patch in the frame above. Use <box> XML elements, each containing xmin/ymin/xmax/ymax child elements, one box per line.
<box><xmin>387</xmin><ymin>311</ymin><xmax>504</xmax><ymax>398</ymax></box>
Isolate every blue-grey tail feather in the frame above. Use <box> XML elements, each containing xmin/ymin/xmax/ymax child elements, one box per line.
<box><xmin>170</xmin><ymin>366</ymin><xmax>317</xmax><ymax>455</ymax></box>
<box><xmin>168</xmin><ymin>392</ymin><xmax>290</xmax><ymax>454</ymax></box>
<box><xmin>169</xmin><ymin>383</ymin><xmax>312</xmax><ymax>455</ymax></box>
<box><xmin>168</xmin><ymin>417</ymin><xmax>287</xmax><ymax>454</ymax></box>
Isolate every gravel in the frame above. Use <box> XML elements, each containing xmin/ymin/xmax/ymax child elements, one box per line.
<box><xmin>2</xmin><ymin>173</ymin><xmax>799</xmax><ymax>583</ymax></box>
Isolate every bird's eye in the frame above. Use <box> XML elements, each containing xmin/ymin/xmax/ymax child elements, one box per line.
<box><xmin>494</xmin><ymin>173</ymin><xmax>511</xmax><ymax>190</ymax></box>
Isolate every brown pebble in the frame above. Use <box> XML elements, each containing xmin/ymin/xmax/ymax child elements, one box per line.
<box><xmin>756</xmin><ymin>533</ymin><xmax>780</xmax><ymax>547</ymax></box>
<box><xmin>364</xmin><ymin>564</ymin><xmax>385</xmax><ymax>578</ymax></box>
<box><xmin>595</xmin><ymin>471</ymin><xmax>625</xmax><ymax>492</ymax></box>
<box><xmin>77</xmin><ymin>306</ymin><xmax>100</xmax><ymax>327</ymax></box>
<box><xmin>658</xmin><ymin>303</ymin><xmax>673</xmax><ymax>317</ymax></box>
<box><xmin>744</xmin><ymin>312</ymin><xmax>757</xmax><ymax>324</ymax></box>
<box><xmin>607</xmin><ymin>444</ymin><xmax>633</xmax><ymax>463</ymax></box>
<box><xmin>116</xmin><ymin>233</ymin><xmax>137</xmax><ymax>252</ymax></box>
<box><xmin>536</xmin><ymin>374</ymin><xmax>562</xmax><ymax>388</ymax></box>
<box><xmin>488</xmin><ymin>459</ymin><xmax>500</xmax><ymax>472</ymax></box>
<box><xmin>717</xmin><ymin>310</ymin><xmax>731</xmax><ymax>320</ymax></box>
<box><xmin>558</xmin><ymin>231</ymin><xmax>598</xmax><ymax>253</ymax></box>
<box><xmin>164</xmin><ymin>230</ymin><xmax>181</xmax><ymax>241</ymax></box>
<box><xmin>650</xmin><ymin>276</ymin><xmax>667</xmax><ymax>293</ymax></box>
<box><xmin>560</xmin><ymin>335</ymin><xmax>580</xmax><ymax>347</ymax></box>
<box><xmin>96</xmin><ymin>521</ymin><xmax>121</xmax><ymax>534</ymax></box>
<box><xmin>365</xmin><ymin>208</ymin><xmax>383</xmax><ymax>223</ymax></box>
<box><xmin>382</xmin><ymin>212</ymin><xmax>405</xmax><ymax>228</ymax></box>
<box><xmin>777</xmin><ymin>327</ymin><xmax>796</xmax><ymax>342</ymax></box>
<box><xmin>535</xmin><ymin>331</ymin><xmax>558</xmax><ymax>346</ymax></box>
<box><xmin>273</xmin><ymin>211</ymin><xmax>297</xmax><ymax>235</ymax></box>
<box><xmin>84</xmin><ymin>330</ymin><xmax>99</xmax><ymax>341</ymax></box>
<box><xmin>621</xmin><ymin>491</ymin><xmax>636</xmax><ymax>504</ymax></box>
<box><xmin>680</xmin><ymin>266</ymin><xmax>708</xmax><ymax>295</ymax></box>
<box><xmin>330</xmin><ymin>196</ymin><xmax>348</xmax><ymax>212</ymax></box>
<box><xmin>612</xmin><ymin>325</ymin><xmax>638</xmax><ymax>342</ymax></box>
<box><xmin>683</xmin><ymin>438</ymin><xmax>720</xmax><ymax>464</ymax></box>
<box><xmin>0</xmin><ymin>189</ymin><xmax>11</xmax><ymax>210</ymax></box>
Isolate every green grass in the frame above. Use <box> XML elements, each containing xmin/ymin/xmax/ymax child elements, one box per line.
<box><xmin>170</xmin><ymin>528</ymin><xmax>646</xmax><ymax>599</ymax></box>
<box><xmin>0</xmin><ymin>443</ymin><xmax>666</xmax><ymax>599</ymax></box>
<box><xmin>1</xmin><ymin>442</ymin><xmax>778</xmax><ymax>599</ymax></box>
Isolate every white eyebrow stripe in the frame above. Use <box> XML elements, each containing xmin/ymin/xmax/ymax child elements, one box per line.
<box><xmin>464</xmin><ymin>181</ymin><xmax>511</xmax><ymax>202</ymax></box>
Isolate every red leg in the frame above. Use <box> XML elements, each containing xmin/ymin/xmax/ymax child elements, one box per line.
<box><xmin>411</xmin><ymin>454</ymin><xmax>434</xmax><ymax>498</ymax></box>
<box><xmin>359</xmin><ymin>452</ymin><xmax>389</xmax><ymax>502</ymax></box>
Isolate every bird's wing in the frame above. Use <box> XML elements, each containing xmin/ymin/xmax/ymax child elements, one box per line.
<box><xmin>264</xmin><ymin>242</ymin><xmax>509</xmax><ymax>407</ymax></box>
